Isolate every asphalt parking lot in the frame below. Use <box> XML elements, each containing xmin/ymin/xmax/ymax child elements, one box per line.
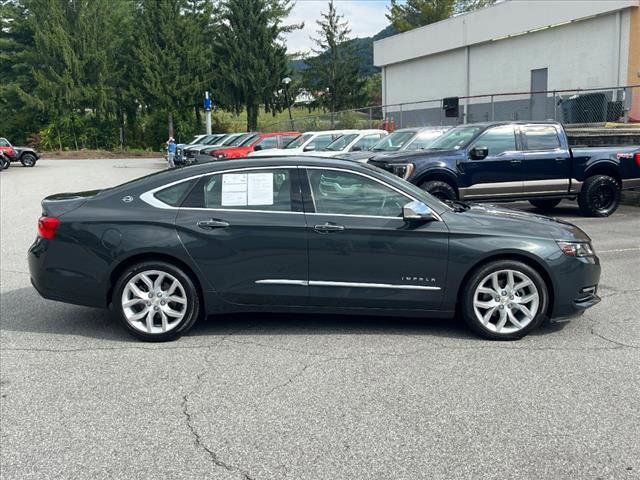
<box><xmin>1</xmin><ymin>158</ymin><xmax>639</xmax><ymax>480</ymax></box>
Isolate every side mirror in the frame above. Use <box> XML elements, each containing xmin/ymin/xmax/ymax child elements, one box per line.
<box><xmin>470</xmin><ymin>146</ymin><xmax>489</xmax><ymax>160</ymax></box>
<box><xmin>402</xmin><ymin>201</ymin><xmax>438</xmax><ymax>222</ymax></box>
<box><xmin>253</xmin><ymin>144</ymin><xmax>262</xmax><ymax>151</ymax></box>
<box><xmin>303</xmin><ymin>144</ymin><xmax>316</xmax><ymax>152</ymax></box>
<box><xmin>351</xmin><ymin>145</ymin><xmax>362</xmax><ymax>152</ymax></box>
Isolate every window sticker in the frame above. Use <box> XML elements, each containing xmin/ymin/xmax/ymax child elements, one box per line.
<box><xmin>221</xmin><ymin>173</ymin><xmax>248</xmax><ymax>206</ymax></box>
<box><xmin>247</xmin><ymin>173</ymin><xmax>274</xmax><ymax>205</ymax></box>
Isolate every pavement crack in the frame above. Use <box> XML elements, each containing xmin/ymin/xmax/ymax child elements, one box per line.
<box><xmin>181</xmin><ymin>393</ymin><xmax>236</xmax><ymax>473</ymax></box>
<box><xmin>178</xmin><ymin>324</ymin><xmax>257</xmax><ymax>480</ymax></box>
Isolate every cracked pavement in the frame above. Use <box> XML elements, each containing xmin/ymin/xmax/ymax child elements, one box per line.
<box><xmin>1</xmin><ymin>159</ymin><xmax>639</xmax><ymax>479</ymax></box>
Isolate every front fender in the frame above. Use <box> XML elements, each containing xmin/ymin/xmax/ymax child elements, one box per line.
<box><xmin>412</xmin><ymin>166</ymin><xmax>460</xmax><ymax>188</ymax></box>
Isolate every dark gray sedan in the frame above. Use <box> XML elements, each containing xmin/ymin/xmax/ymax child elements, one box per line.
<box><xmin>28</xmin><ymin>157</ymin><xmax>601</xmax><ymax>341</ymax></box>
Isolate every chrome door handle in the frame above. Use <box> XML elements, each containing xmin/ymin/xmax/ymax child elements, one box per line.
<box><xmin>197</xmin><ymin>219</ymin><xmax>230</xmax><ymax>229</ymax></box>
<box><xmin>510</xmin><ymin>159</ymin><xmax>522</xmax><ymax>164</ymax></box>
<box><xmin>314</xmin><ymin>223</ymin><xmax>345</xmax><ymax>234</ymax></box>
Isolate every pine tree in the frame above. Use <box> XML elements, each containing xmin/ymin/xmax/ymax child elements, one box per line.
<box><xmin>387</xmin><ymin>0</ymin><xmax>496</xmax><ymax>33</ymax></box>
<box><xmin>303</xmin><ymin>0</ymin><xmax>366</xmax><ymax>113</ymax></box>
<box><xmin>213</xmin><ymin>0</ymin><xmax>300</xmax><ymax>131</ymax></box>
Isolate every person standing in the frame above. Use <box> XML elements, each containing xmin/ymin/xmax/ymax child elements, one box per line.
<box><xmin>166</xmin><ymin>137</ymin><xmax>177</xmax><ymax>168</ymax></box>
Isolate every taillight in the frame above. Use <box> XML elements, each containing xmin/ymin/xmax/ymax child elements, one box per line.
<box><xmin>635</xmin><ymin>152</ymin><xmax>640</xmax><ymax>168</ymax></box>
<box><xmin>38</xmin><ymin>216</ymin><xmax>60</xmax><ymax>240</ymax></box>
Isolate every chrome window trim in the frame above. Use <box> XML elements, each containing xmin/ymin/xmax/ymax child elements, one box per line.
<box><xmin>255</xmin><ymin>279</ymin><xmax>441</xmax><ymax>291</ymax></box>
<box><xmin>140</xmin><ymin>165</ymin><xmax>301</xmax><ymax>210</ymax></box>
<box><xmin>140</xmin><ymin>163</ymin><xmax>442</xmax><ymax>221</ymax></box>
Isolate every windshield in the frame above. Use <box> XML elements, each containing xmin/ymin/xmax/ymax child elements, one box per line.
<box><xmin>324</xmin><ymin>133</ymin><xmax>359</xmax><ymax>151</ymax></box>
<box><xmin>428</xmin><ymin>125</ymin><xmax>484</xmax><ymax>150</ymax></box>
<box><xmin>285</xmin><ymin>133</ymin><xmax>312</xmax><ymax>149</ymax></box>
<box><xmin>405</xmin><ymin>130</ymin><xmax>447</xmax><ymax>151</ymax></box>
<box><xmin>202</xmin><ymin>134</ymin><xmax>223</xmax><ymax>145</ymax></box>
<box><xmin>188</xmin><ymin>136</ymin><xmax>204</xmax><ymax>145</ymax></box>
<box><xmin>239</xmin><ymin>134</ymin><xmax>259</xmax><ymax>146</ymax></box>
<box><xmin>372</xmin><ymin>131</ymin><xmax>415</xmax><ymax>151</ymax></box>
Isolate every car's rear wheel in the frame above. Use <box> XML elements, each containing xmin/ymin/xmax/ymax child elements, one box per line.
<box><xmin>577</xmin><ymin>175</ymin><xmax>620</xmax><ymax>217</ymax></box>
<box><xmin>461</xmin><ymin>260</ymin><xmax>548</xmax><ymax>340</ymax></box>
<box><xmin>112</xmin><ymin>261</ymin><xmax>200</xmax><ymax>341</ymax></box>
<box><xmin>420</xmin><ymin>180</ymin><xmax>457</xmax><ymax>201</ymax></box>
<box><xmin>20</xmin><ymin>153</ymin><xmax>37</xmax><ymax>167</ymax></box>
<box><xmin>529</xmin><ymin>198</ymin><xmax>561</xmax><ymax>210</ymax></box>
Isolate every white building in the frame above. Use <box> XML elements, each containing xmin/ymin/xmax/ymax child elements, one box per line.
<box><xmin>374</xmin><ymin>0</ymin><xmax>640</xmax><ymax>125</ymax></box>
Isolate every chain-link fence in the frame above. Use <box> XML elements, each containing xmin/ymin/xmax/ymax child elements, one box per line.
<box><xmin>264</xmin><ymin>85</ymin><xmax>640</xmax><ymax>132</ymax></box>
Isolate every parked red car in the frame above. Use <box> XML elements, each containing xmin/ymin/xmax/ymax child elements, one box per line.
<box><xmin>209</xmin><ymin>131</ymin><xmax>300</xmax><ymax>159</ymax></box>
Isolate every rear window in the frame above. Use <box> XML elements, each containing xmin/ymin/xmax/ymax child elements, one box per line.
<box><xmin>524</xmin><ymin>126</ymin><xmax>561</xmax><ymax>150</ymax></box>
<box><xmin>154</xmin><ymin>180</ymin><xmax>195</xmax><ymax>206</ymax></box>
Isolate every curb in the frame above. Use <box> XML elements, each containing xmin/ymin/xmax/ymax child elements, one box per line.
<box><xmin>621</xmin><ymin>190</ymin><xmax>640</xmax><ymax>207</ymax></box>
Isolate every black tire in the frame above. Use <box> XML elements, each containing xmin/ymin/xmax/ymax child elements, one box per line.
<box><xmin>0</xmin><ymin>158</ymin><xmax>9</xmax><ymax>170</ymax></box>
<box><xmin>529</xmin><ymin>198</ymin><xmax>561</xmax><ymax>210</ymax></box>
<box><xmin>20</xmin><ymin>153</ymin><xmax>37</xmax><ymax>167</ymax></box>
<box><xmin>420</xmin><ymin>180</ymin><xmax>457</xmax><ymax>201</ymax></box>
<box><xmin>577</xmin><ymin>175</ymin><xmax>620</xmax><ymax>217</ymax></box>
<box><xmin>111</xmin><ymin>260</ymin><xmax>201</xmax><ymax>341</ymax></box>
<box><xmin>460</xmin><ymin>260</ymin><xmax>549</xmax><ymax>340</ymax></box>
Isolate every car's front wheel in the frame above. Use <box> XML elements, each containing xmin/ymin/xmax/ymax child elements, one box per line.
<box><xmin>20</xmin><ymin>153</ymin><xmax>37</xmax><ymax>167</ymax></box>
<box><xmin>112</xmin><ymin>261</ymin><xmax>200</xmax><ymax>341</ymax></box>
<box><xmin>461</xmin><ymin>260</ymin><xmax>548</xmax><ymax>340</ymax></box>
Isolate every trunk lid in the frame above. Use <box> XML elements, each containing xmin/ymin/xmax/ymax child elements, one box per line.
<box><xmin>41</xmin><ymin>189</ymin><xmax>102</xmax><ymax>217</ymax></box>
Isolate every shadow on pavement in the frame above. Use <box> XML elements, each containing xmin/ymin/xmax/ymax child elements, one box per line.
<box><xmin>1</xmin><ymin>286</ymin><xmax>567</xmax><ymax>344</ymax></box>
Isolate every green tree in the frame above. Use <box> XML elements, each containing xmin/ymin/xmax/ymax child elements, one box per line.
<box><xmin>213</xmin><ymin>0</ymin><xmax>300</xmax><ymax>131</ymax></box>
<box><xmin>303</xmin><ymin>0</ymin><xmax>366</xmax><ymax>113</ymax></box>
<box><xmin>387</xmin><ymin>0</ymin><xmax>497</xmax><ymax>33</ymax></box>
<box><xmin>133</xmin><ymin>0</ymin><xmax>211</xmax><ymax>140</ymax></box>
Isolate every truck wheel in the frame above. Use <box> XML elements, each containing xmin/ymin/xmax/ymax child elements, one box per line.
<box><xmin>529</xmin><ymin>199</ymin><xmax>561</xmax><ymax>210</ymax></box>
<box><xmin>420</xmin><ymin>180</ymin><xmax>457</xmax><ymax>201</ymax></box>
<box><xmin>1</xmin><ymin>157</ymin><xmax>10</xmax><ymax>170</ymax></box>
<box><xmin>577</xmin><ymin>175</ymin><xmax>620</xmax><ymax>217</ymax></box>
<box><xmin>20</xmin><ymin>153</ymin><xmax>37</xmax><ymax>167</ymax></box>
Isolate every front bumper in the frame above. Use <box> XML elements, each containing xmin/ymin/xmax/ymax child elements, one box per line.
<box><xmin>549</xmin><ymin>254</ymin><xmax>601</xmax><ymax>319</ymax></box>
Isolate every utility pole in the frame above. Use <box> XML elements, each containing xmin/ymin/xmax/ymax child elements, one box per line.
<box><xmin>204</xmin><ymin>91</ymin><xmax>212</xmax><ymax>135</ymax></box>
<box><xmin>282</xmin><ymin>77</ymin><xmax>294</xmax><ymax>130</ymax></box>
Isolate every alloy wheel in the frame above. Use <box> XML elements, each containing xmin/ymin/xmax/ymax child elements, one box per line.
<box><xmin>472</xmin><ymin>269</ymin><xmax>540</xmax><ymax>334</ymax></box>
<box><xmin>121</xmin><ymin>270</ymin><xmax>187</xmax><ymax>334</ymax></box>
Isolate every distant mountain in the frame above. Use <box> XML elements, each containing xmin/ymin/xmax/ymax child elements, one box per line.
<box><xmin>289</xmin><ymin>24</ymin><xmax>397</xmax><ymax>77</ymax></box>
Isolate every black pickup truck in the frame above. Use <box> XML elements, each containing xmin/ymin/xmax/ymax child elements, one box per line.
<box><xmin>368</xmin><ymin>122</ymin><xmax>640</xmax><ymax>217</ymax></box>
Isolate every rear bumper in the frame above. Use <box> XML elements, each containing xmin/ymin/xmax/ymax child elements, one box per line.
<box><xmin>28</xmin><ymin>237</ymin><xmax>107</xmax><ymax>308</ymax></box>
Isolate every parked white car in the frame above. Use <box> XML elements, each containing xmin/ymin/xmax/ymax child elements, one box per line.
<box><xmin>248</xmin><ymin>130</ymin><xmax>357</xmax><ymax>157</ymax></box>
<box><xmin>301</xmin><ymin>129</ymin><xmax>388</xmax><ymax>157</ymax></box>
<box><xmin>337</xmin><ymin>126</ymin><xmax>450</xmax><ymax>162</ymax></box>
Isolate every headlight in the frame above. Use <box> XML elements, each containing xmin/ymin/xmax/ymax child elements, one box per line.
<box><xmin>390</xmin><ymin>163</ymin><xmax>415</xmax><ymax>179</ymax></box>
<box><xmin>217</xmin><ymin>154</ymin><xmax>225</xmax><ymax>159</ymax></box>
<box><xmin>557</xmin><ymin>241</ymin><xmax>595</xmax><ymax>257</ymax></box>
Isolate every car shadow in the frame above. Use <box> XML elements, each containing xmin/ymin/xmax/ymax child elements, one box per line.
<box><xmin>1</xmin><ymin>286</ymin><xmax>568</xmax><ymax>344</ymax></box>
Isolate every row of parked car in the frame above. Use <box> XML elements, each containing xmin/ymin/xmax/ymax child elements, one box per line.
<box><xmin>175</xmin><ymin>127</ymin><xmax>449</xmax><ymax>165</ymax></box>
<box><xmin>175</xmin><ymin>122</ymin><xmax>640</xmax><ymax>217</ymax></box>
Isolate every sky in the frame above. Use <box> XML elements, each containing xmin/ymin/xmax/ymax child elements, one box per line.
<box><xmin>284</xmin><ymin>0</ymin><xmax>390</xmax><ymax>54</ymax></box>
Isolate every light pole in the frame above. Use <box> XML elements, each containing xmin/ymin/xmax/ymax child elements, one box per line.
<box><xmin>282</xmin><ymin>77</ymin><xmax>294</xmax><ymax>130</ymax></box>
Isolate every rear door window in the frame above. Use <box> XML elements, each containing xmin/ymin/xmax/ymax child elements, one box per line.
<box><xmin>190</xmin><ymin>169</ymin><xmax>294</xmax><ymax>212</ymax></box>
<box><xmin>523</xmin><ymin>125</ymin><xmax>561</xmax><ymax>150</ymax></box>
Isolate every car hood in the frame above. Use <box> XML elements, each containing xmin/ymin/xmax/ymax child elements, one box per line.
<box><xmin>371</xmin><ymin>148</ymin><xmax>459</xmax><ymax>164</ymax></box>
<box><xmin>336</xmin><ymin>151</ymin><xmax>379</xmax><ymax>161</ymax></box>
<box><xmin>445</xmin><ymin>203</ymin><xmax>591</xmax><ymax>242</ymax></box>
